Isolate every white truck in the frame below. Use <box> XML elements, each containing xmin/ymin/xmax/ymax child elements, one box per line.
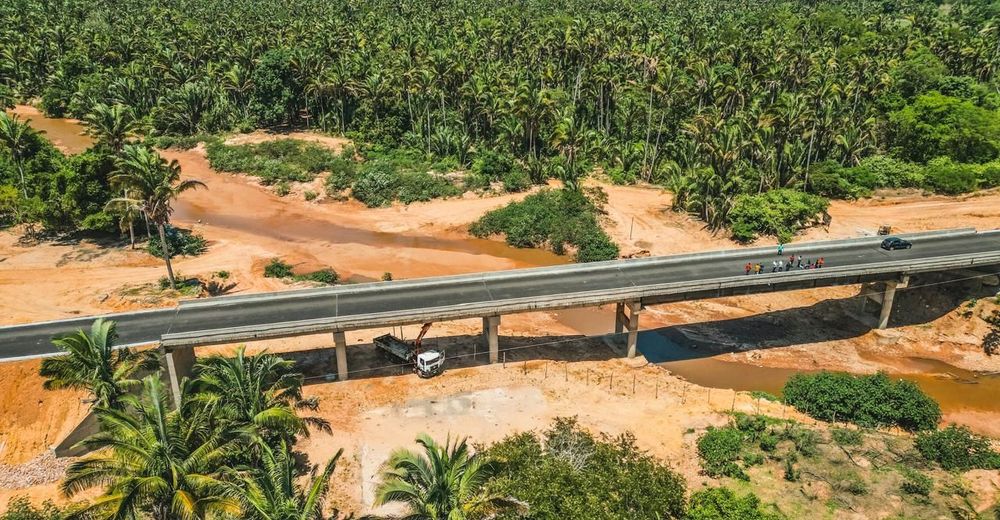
<box><xmin>373</xmin><ymin>323</ymin><xmax>445</xmax><ymax>378</ymax></box>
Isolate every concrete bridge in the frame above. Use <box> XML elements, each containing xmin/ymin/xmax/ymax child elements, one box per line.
<box><xmin>2</xmin><ymin>227</ymin><xmax>999</xmax><ymax>404</ymax></box>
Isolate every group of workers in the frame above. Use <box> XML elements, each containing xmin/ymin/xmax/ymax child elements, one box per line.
<box><xmin>743</xmin><ymin>245</ymin><xmax>826</xmax><ymax>275</ymax></box>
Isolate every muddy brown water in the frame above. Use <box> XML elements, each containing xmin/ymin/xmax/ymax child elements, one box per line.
<box><xmin>19</xmin><ymin>109</ymin><xmax>1000</xmax><ymax>429</ymax></box>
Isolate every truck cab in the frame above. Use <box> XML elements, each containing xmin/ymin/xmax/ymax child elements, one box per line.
<box><xmin>415</xmin><ymin>350</ymin><xmax>445</xmax><ymax>377</ymax></box>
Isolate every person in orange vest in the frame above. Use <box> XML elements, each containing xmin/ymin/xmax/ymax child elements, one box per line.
<box><xmin>745</xmin><ymin>262</ymin><xmax>752</xmax><ymax>275</ymax></box>
<box><xmin>817</xmin><ymin>257</ymin><xmax>825</xmax><ymax>268</ymax></box>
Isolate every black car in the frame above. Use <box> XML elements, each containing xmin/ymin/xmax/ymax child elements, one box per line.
<box><xmin>881</xmin><ymin>237</ymin><xmax>912</xmax><ymax>250</ymax></box>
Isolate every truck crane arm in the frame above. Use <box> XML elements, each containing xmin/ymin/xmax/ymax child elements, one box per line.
<box><xmin>414</xmin><ymin>322</ymin><xmax>433</xmax><ymax>350</ymax></box>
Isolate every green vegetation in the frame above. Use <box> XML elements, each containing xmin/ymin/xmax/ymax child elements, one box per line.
<box><xmin>3</xmin><ymin>0</ymin><xmax>998</xmax><ymax>238</ymax></box>
<box><xmin>696</xmin><ymin>414</ymin><xmax>819</xmax><ymax>483</ymax></box>
<box><xmin>146</xmin><ymin>225</ymin><xmax>207</xmax><ymax>258</ymax></box>
<box><xmin>263</xmin><ymin>258</ymin><xmax>339</xmax><ymax>285</ymax></box>
<box><xmin>0</xmin><ymin>497</ymin><xmax>66</xmax><ymax>520</ymax></box>
<box><xmin>727</xmin><ymin>189</ymin><xmax>829</xmax><ymax>243</ymax></box>
<box><xmin>483</xmin><ymin>417</ymin><xmax>687</xmax><ymax>519</ymax></box>
<box><xmin>782</xmin><ymin>372</ymin><xmax>941</xmax><ymax>431</ymax></box>
<box><xmin>470</xmin><ymin>189</ymin><xmax>619</xmax><ymax>262</ymax></box>
<box><xmin>985</xmin><ymin>310</ymin><xmax>1000</xmax><ymax>356</ymax></box>
<box><xmin>686</xmin><ymin>487</ymin><xmax>784</xmax><ymax>520</ymax></box>
<box><xmin>206</xmin><ymin>139</ymin><xmax>339</xmax><ymax>185</ymax></box>
<box><xmin>915</xmin><ymin>424</ymin><xmax>1000</xmax><ymax>471</ymax></box>
<box><xmin>38</xmin><ymin>318</ymin><xmax>159</xmax><ymax>410</ymax></box>
<box><xmin>899</xmin><ymin>468</ymin><xmax>933</xmax><ymax>498</ymax></box>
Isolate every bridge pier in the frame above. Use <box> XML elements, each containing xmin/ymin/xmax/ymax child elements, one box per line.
<box><xmin>878</xmin><ymin>276</ymin><xmax>909</xmax><ymax>329</ymax></box>
<box><xmin>626</xmin><ymin>302</ymin><xmax>642</xmax><ymax>358</ymax></box>
<box><xmin>333</xmin><ymin>331</ymin><xmax>348</xmax><ymax>381</ymax></box>
<box><xmin>163</xmin><ymin>346</ymin><xmax>195</xmax><ymax>407</ymax></box>
<box><xmin>483</xmin><ymin>316</ymin><xmax>500</xmax><ymax>363</ymax></box>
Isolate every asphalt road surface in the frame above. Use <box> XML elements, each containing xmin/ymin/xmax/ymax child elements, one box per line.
<box><xmin>3</xmin><ymin>231</ymin><xmax>999</xmax><ymax>360</ymax></box>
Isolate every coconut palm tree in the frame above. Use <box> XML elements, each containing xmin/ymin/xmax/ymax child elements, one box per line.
<box><xmin>187</xmin><ymin>347</ymin><xmax>329</xmax><ymax>445</ymax></box>
<box><xmin>225</xmin><ymin>441</ymin><xmax>343</xmax><ymax>520</ymax></box>
<box><xmin>83</xmin><ymin>102</ymin><xmax>140</xmax><ymax>154</ymax></box>
<box><xmin>0</xmin><ymin>112</ymin><xmax>33</xmax><ymax>198</ymax></box>
<box><xmin>112</xmin><ymin>144</ymin><xmax>205</xmax><ymax>288</ymax></box>
<box><xmin>62</xmin><ymin>376</ymin><xmax>241</xmax><ymax>520</ymax></box>
<box><xmin>39</xmin><ymin>318</ymin><xmax>159</xmax><ymax>410</ymax></box>
<box><xmin>373</xmin><ymin>434</ymin><xmax>525</xmax><ymax>520</ymax></box>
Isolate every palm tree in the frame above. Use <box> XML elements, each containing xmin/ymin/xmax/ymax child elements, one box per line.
<box><xmin>83</xmin><ymin>102</ymin><xmax>139</xmax><ymax>154</ymax></box>
<box><xmin>0</xmin><ymin>112</ymin><xmax>33</xmax><ymax>198</ymax></box>
<box><xmin>62</xmin><ymin>376</ymin><xmax>241</xmax><ymax>520</ymax></box>
<box><xmin>112</xmin><ymin>144</ymin><xmax>205</xmax><ymax>288</ymax></box>
<box><xmin>39</xmin><ymin>318</ymin><xmax>159</xmax><ymax>410</ymax></box>
<box><xmin>187</xmin><ymin>347</ymin><xmax>329</xmax><ymax>444</ymax></box>
<box><xmin>373</xmin><ymin>434</ymin><xmax>524</xmax><ymax>520</ymax></box>
<box><xmin>226</xmin><ymin>441</ymin><xmax>343</xmax><ymax>520</ymax></box>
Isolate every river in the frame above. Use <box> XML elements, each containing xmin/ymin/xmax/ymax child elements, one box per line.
<box><xmin>12</xmin><ymin>105</ymin><xmax>1000</xmax><ymax>433</ymax></box>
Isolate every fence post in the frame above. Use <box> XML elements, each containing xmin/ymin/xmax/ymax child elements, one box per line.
<box><xmin>707</xmin><ymin>388</ymin><xmax>712</xmax><ymax>407</ymax></box>
<box><xmin>502</xmin><ymin>351</ymin><xmax>506</xmax><ymax>368</ymax></box>
<box><xmin>731</xmin><ymin>391</ymin><xmax>736</xmax><ymax>411</ymax></box>
<box><xmin>655</xmin><ymin>382</ymin><xmax>659</xmax><ymax>399</ymax></box>
<box><xmin>609</xmin><ymin>372</ymin><xmax>614</xmax><ymax>391</ymax></box>
<box><xmin>564</xmin><ymin>363</ymin><xmax>568</xmax><ymax>382</ymax></box>
<box><xmin>632</xmin><ymin>374</ymin><xmax>636</xmax><ymax>395</ymax></box>
<box><xmin>544</xmin><ymin>362</ymin><xmax>548</xmax><ymax>379</ymax></box>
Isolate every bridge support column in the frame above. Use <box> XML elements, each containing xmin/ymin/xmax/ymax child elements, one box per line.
<box><xmin>614</xmin><ymin>302</ymin><xmax>625</xmax><ymax>335</ymax></box>
<box><xmin>483</xmin><ymin>316</ymin><xmax>500</xmax><ymax>363</ymax></box>
<box><xmin>626</xmin><ymin>301</ymin><xmax>642</xmax><ymax>358</ymax></box>
<box><xmin>878</xmin><ymin>275</ymin><xmax>909</xmax><ymax>330</ymax></box>
<box><xmin>163</xmin><ymin>346</ymin><xmax>195</xmax><ymax>407</ymax></box>
<box><xmin>333</xmin><ymin>331</ymin><xmax>348</xmax><ymax>381</ymax></box>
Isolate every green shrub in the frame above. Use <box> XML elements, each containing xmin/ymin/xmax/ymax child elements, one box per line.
<box><xmin>782</xmin><ymin>371</ymin><xmax>941</xmax><ymax>431</ymax></box>
<box><xmin>147</xmin><ymin>226</ymin><xmax>207</xmax><ymax>258</ymax></box>
<box><xmin>923</xmin><ymin>157</ymin><xmax>979</xmax><ymax>194</ymax></box>
<box><xmin>979</xmin><ymin>161</ymin><xmax>1000</xmax><ymax>188</ymax></box>
<box><xmin>381</xmin><ymin>272</ymin><xmax>393</xmax><ymax>281</ymax></box>
<box><xmin>783</xmin><ymin>456</ymin><xmax>800</xmax><ymax>482</ymax></box>
<box><xmin>697</xmin><ymin>426</ymin><xmax>748</xmax><ymax>480</ymax></box>
<box><xmin>900</xmin><ymin>468</ymin><xmax>933</xmax><ymax>497</ymax></box>
<box><xmin>485</xmin><ymin>417</ymin><xmax>687</xmax><ymax>520</ymax></box>
<box><xmin>501</xmin><ymin>168</ymin><xmax>531</xmax><ymax>192</ymax></box>
<box><xmin>206</xmin><ymin>139</ymin><xmax>338</xmax><ymax>184</ymax></box>
<box><xmin>351</xmin><ymin>160</ymin><xmax>401</xmax><ymax>207</ymax></box>
<box><xmin>809</xmin><ymin>162</ymin><xmax>871</xmax><ymax>199</ymax></box>
<box><xmin>463</xmin><ymin>171</ymin><xmax>491</xmax><ymax>191</ymax></box>
<box><xmin>323</xmin><ymin>158</ymin><xmax>358</xmax><ymax>194</ymax></box>
<box><xmin>750</xmin><ymin>391</ymin><xmax>781</xmax><ymax>403</ymax></box>
<box><xmin>296</xmin><ymin>268</ymin><xmax>338</xmax><ymax>284</ymax></box>
<box><xmin>856</xmin><ymin>155</ymin><xmax>925</xmax><ymax>188</ymax></box>
<box><xmin>274</xmin><ymin>180</ymin><xmax>291</xmax><ymax>196</ymax></box>
<box><xmin>470</xmin><ymin>189</ymin><xmax>618</xmax><ymax>262</ymax></box>
<box><xmin>0</xmin><ymin>496</ymin><xmax>64</xmax><ymax>520</ymax></box>
<box><xmin>728</xmin><ymin>189</ymin><xmax>829</xmax><ymax>243</ymax></box>
<box><xmin>396</xmin><ymin>172</ymin><xmax>461</xmax><ymax>204</ymax></box>
<box><xmin>831</xmin><ymin>427</ymin><xmax>864</xmax><ymax>446</ymax></box>
<box><xmin>888</xmin><ymin>92</ymin><xmax>1000</xmax><ymax>164</ymax></box>
<box><xmin>606</xmin><ymin>167</ymin><xmax>637</xmax><ymax>185</ymax></box>
<box><xmin>263</xmin><ymin>258</ymin><xmax>294</xmax><ymax>278</ymax></box>
<box><xmin>778</xmin><ymin>424</ymin><xmax>820</xmax><ymax>457</ymax></box>
<box><xmin>304</xmin><ymin>190</ymin><xmax>318</xmax><ymax>201</ymax></box>
<box><xmin>915</xmin><ymin>424</ymin><xmax>1000</xmax><ymax>471</ymax></box>
<box><xmin>686</xmin><ymin>487</ymin><xmax>784</xmax><ymax>520</ymax></box>
<box><xmin>472</xmin><ymin>150</ymin><xmax>517</xmax><ymax>181</ymax></box>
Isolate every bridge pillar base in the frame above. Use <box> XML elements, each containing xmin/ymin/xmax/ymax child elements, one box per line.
<box><xmin>333</xmin><ymin>332</ymin><xmax>348</xmax><ymax>381</ymax></box>
<box><xmin>163</xmin><ymin>346</ymin><xmax>195</xmax><ymax>407</ymax></box>
<box><xmin>626</xmin><ymin>301</ymin><xmax>642</xmax><ymax>358</ymax></box>
<box><xmin>878</xmin><ymin>275</ymin><xmax>909</xmax><ymax>329</ymax></box>
<box><xmin>483</xmin><ymin>316</ymin><xmax>500</xmax><ymax>363</ymax></box>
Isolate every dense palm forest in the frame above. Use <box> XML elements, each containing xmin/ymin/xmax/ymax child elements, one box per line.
<box><xmin>1</xmin><ymin>0</ymin><xmax>999</xmax><ymax>241</ymax></box>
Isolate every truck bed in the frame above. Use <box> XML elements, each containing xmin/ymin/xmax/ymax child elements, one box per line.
<box><xmin>373</xmin><ymin>334</ymin><xmax>415</xmax><ymax>361</ymax></box>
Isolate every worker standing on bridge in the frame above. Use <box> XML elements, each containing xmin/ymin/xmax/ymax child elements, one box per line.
<box><xmin>778</xmin><ymin>259</ymin><xmax>785</xmax><ymax>271</ymax></box>
<box><xmin>771</xmin><ymin>261</ymin><xmax>778</xmax><ymax>272</ymax></box>
<box><xmin>817</xmin><ymin>257</ymin><xmax>825</xmax><ymax>268</ymax></box>
<box><xmin>745</xmin><ymin>262</ymin><xmax>752</xmax><ymax>275</ymax></box>
<box><xmin>797</xmin><ymin>255</ymin><xmax>803</xmax><ymax>268</ymax></box>
<box><xmin>777</xmin><ymin>243</ymin><xmax>784</xmax><ymax>256</ymax></box>
<box><xmin>756</xmin><ymin>263</ymin><xmax>762</xmax><ymax>274</ymax></box>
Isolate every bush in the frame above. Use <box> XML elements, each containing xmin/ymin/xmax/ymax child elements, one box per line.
<box><xmin>304</xmin><ymin>190</ymin><xmax>318</xmax><ymax>201</ymax></box>
<box><xmin>472</xmin><ymin>150</ymin><xmax>518</xmax><ymax>181</ymax></box>
<box><xmin>915</xmin><ymin>424</ymin><xmax>1000</xmax><ymax>471</ymax></box>
<box><xmin>323</xmin><ymin>158</ymin><xmax>358</xmax><ymax>194</ymax></box>
<box><xmin>831</xmin><ymin>427</ymin><xmax>864</xmax><ymax>446</ymax></box>
<box><xmin>686</xmin><ymin>487</ymin><xmax>784</xmax><ymax>520</ymax></box>
<box><xmin>351</xmin><ymin>160</ymin><xmax>400</xmax><ymax>207</ymax></box>
<box><xmin>263</xmin><ymin>258</ymin><xmax>294</xmax><ymax>278</ymax></box>
<box><xmin>501</xmin><ymin>168</ymin><xmax>531</xmax><ymax>192</ymax></box>
<box><xmin>856</xmin><ymin>155</ymin><xmax>926</xmax><ymax>188</ymax></box>
<box><xmin>463</xmin><ymin>171</ymin><xmax>491</xmax><ymax>191</ymax></box>
<box><xmin>0</xmin><ymin>496</ymin><xmax>64</xmax><ymax>520</ymax></box>
<box><xmin>923</xmin><ymin>157</ymin><xmax>979</xmax><ymax>194</ymax></box>
<box><xmin>888</xmin><ymin>92</ymin><xmax>1000</xmax><ymax>164</ymax></box>
<box><xmin>381</xmin><ymin>272</ymin><xmax>393</xmax><ymax>281</ymax></box>
<box><xmin>979</xmin><ymin>161</ymin><xmax>1000</xmax><ymax>188</ymax></box>
<box><xmin>274</xmin><ymin>180</ymin><xmax>291</xmax><ymax>196</ymax></box>
<box><xmin>900</xmin><ymin>468</ymin><xmax>933</xmax><ymax>497</ymax></box>
<box><xmin>470</xmin><ymin>189</ymin><xmax>619</xmax><ymax>262</ymax></box>
<box><xmin>697</xmin><ymin>426</ymin><xmax>748</xmax><ymax>480</ymax></box>
<box><xmin>485</xmin><ymin>417</ymin><xmax>687</xmax><ymax>520</ymax></box>
<box><xmin>147</xmin><ymin>226</ymin><xmax>207</xmax><ymax>258</ymax></box>
<box><xmin>782</xmin><ymin>372</ymin><xmax>941</xmax><ymax>431</ymax></box>
<box><xmin>809</xmin><ymin>161</ymin><xmax>872</xmax><ymax>199</ymax></box>
<box><xmin>728</xmin><ymin>189</ymin><xmax>829</xmax><ymax>243</ymax></box>
<box><xmin>296</xmin><ymin>268</ymin><xmax>338</xmax><ymax>285</ymax></box>
<box><xmin>206</xmin><ymin>139</ymin><xmax>338</xmax><ymax>184</ymax></box>
<box><xmin>396</xmin><ymin>172</ymin><xmax>461</xmax><ymax>204</ymax></box>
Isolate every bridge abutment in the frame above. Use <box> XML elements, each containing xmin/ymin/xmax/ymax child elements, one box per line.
<box><xmin>163</xmin><ymin>346</ymin><xmax>195</xmax><ymax>407</ymax></box>
<box><xmin>483</xmin><ymin>316</ymin><xmax>500</xmax><ymax>363</ymax></box>
<box><xmin>878</xmin><ymin>275</ymin><xmax>909</xmax><ymax>329</ymax></box>
<box><xmin>333</xmin><ymin>331</ymin><xmax>348</xmax><ymax>381</ymax></box>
